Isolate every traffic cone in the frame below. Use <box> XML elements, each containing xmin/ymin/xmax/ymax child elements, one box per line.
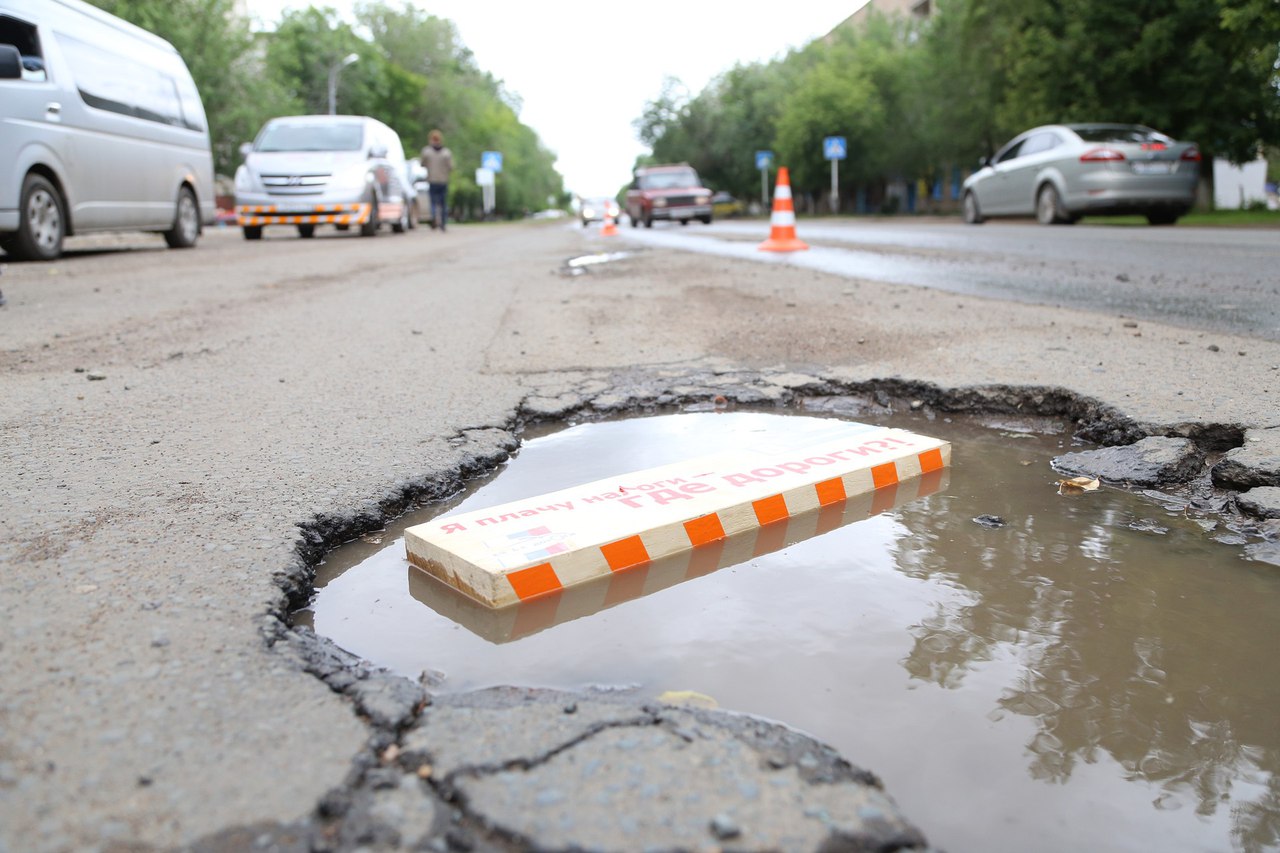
<box><xmin>601</xmin><ymin>209</ymin><xmax>618</xmax><ymax>236</ymax></box>
<box><xmin>758</xmin><ymin>167</ymin><xmax>808</xmax><ymax>252</ymax></box>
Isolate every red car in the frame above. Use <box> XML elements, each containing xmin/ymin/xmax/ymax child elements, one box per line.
<box><xmin>625</xmin><ymin>163</ymin><xmax>713</xmax><ymax>228</ymax></box>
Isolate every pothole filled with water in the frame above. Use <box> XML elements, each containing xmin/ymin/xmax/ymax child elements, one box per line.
<box><xmin>293</xmin><ymin>410</ymin><xmax>1280</xmax><ymax>853</ymax></box>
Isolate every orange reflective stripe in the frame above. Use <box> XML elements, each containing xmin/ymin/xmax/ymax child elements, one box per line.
<box><xmin>872</xmin><ymin>462</ymin><xmax>899</xmax><ymax>490</ymax></box>
<box><xmin>918</xmin><ymin>448</ymin><xmax>944</xmax><ymax>474</ymax></box>
<box><xmin>601</xmin><ymin>535</ymin><xmax>650</xmax><ymax>572</ymax></box>
<box><xmin>684</xmin><ymin>513</ymin><xmax>726</xmax><ymax>547</ymax></box>
<box><xmin>752</xmin><ymin>494</ymin><xmax>789</xmax><ymax>526</ymax></box>
<box><xmin>507</xmin><ymin>563</ymin><xmax>562</xmax><ymax>601</ymax></box>
<box><xmin>815</xmin><ymin>477</ymin><xmax>847</xmax><ymax>506</ymax></box>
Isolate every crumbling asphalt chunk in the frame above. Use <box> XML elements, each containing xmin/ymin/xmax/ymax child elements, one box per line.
<box><xmin>398</xmin><ymin>686</ymin><xmax>934</xmax><ymax>852</ymax></box>
<box><xmin>1051</xmin><ymin>436</ymin><xmax>1206</xmax><ymax>487</ymax></box>
<box><xmin>1212</xmin><ymin>427</ymin><xmax>1280</xmax><ymax>490</ymax></box>
<box><xmin>1238</xmin><ymin>486</ymin><xmax>1280</xmax><ymax>520</ymax></box>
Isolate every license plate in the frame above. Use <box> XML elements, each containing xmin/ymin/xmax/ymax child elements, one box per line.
<box><xmin>1132</xmin><ymin>161</ymin><xmax>1173</xmax><ymax>175</ymax></box>
<box><xmin>667</xmin><ymin>206</ymin><xmax>696</xmax><ymax>217</ymax></box>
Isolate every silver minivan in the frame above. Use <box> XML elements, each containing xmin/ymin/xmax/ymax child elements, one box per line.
<box><xmin>0</xmin><ymin>0</ymin><xmax>216</xmax><ymax>261</ymax></box>
<box><xmin>235</xmin><ymin>115</ymin><xmax>415</xmax><ymax>240</ymax></box>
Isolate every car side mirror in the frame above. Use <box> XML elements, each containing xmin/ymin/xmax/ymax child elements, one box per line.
<box><xmin>239</xmin><ymin>142</ymin><xmax>253</xmax><ymax>157</ymax></box>
<box><xmin>978</xmin><ymin>156</ymin><xmax>990</xmax><ymax>169</ymax></box>
<box><xmin>0</xmin><ymin>44</ymin><xmax>22</xmax><ymax>80</ymax></box>
<box><xmin>368</xmin><ymin>144</ymin><xmax>388</xmax><ymax>159</ymax></box>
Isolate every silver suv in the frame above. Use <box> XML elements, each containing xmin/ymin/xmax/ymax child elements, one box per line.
<box><xmin>234</xmin><ymin>115</ymin><xmax>414</xmax><ymax>240</ymax></box>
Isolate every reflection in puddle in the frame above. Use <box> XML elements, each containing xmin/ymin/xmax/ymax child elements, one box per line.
<box><xmin>295</xmin><ymin>412</ymin><xmax>1280</xmax><ymax>853</ymax></box>
<box><xmin>566</xmin><ymin>251</ymin><xmax>631</xmax><ymax>268</ymax></box>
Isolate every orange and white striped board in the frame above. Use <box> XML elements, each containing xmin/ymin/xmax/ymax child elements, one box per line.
<box><xmin>236</xmin><ymin>202</ymin><xmax>371</xmax><ymax>226</ymax></box>
<box><xmin>408</xmin><ymin>460</ymin><xmax>948</xmax><ymax>642</ymax></box>
<box><xmin>405</xmin><ymin>422</ymin><xmax>950</xmax><ymax>610</ymax></box>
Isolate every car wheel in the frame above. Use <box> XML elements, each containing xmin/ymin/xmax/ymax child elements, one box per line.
<box><xmin>360</xmin><ymin>191</ymin><xmax>379</xmax><ymax>237</ymax></box>
<box><xmin>629</xmin><ymin>211</ymin><xmax>638</xmax><ymax>228</ymax></box>
<box><xmin>243</xmin><ymin>225</ymin><xmax>263</xmax><ymax>240</ymax></box>
<box><xmin>408</xmin><ymin>201</ymin><xmax>418</xmax><ymax>230</ymax></box>
<box><xmin>1036</xmin><ymin>184</ymin><xmax>1070</xmax><ymax>225</ymax></box>
<box><xmin>10</xmin><ymin>173</ymin><xmax>65</xmax><ymax>261</ymax></box>
<box><xmin>297</xmin><ymin>224</ymin><xmax>316</xmax><ymax>239</ymax></box>
<box><xmin>163</xmin><ymin>186</ymin><xmax>200</xmax><ymax>249</ymax></box>
<box><xmin>699</xmin><ymin>215</ymin><xmax>712</xmax><ymax>225</ymax></box>
<box><xmin>962</xmin><ymin>191</ymin><xmax>984</xmax><ymax>225</ymax></box>
<box><xmin>644</xmin><ymin>213</ymin><xmax>653</xmax><ymax>229</ymax></box>
<box><xmin>1146</xmin><ymin>211</ymin><xmax>1179</xmax><ymax>226</ymax></box>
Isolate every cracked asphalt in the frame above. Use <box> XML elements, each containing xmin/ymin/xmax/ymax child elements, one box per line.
<box><xmin>2</xmin><ymin>221</ymin><xmax>1278</xmax><ymax>851</ymax></box>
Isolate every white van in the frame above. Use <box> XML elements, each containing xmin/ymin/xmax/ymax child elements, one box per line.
<box><xmin>0</xmin><ymin>0</ymin><xmax>216</xmax><ymax>261</ymax></box>
<box><xmin>235</xmin><ymin>115</ymin><xmax>415</xmax><ymax>240</ymax></box>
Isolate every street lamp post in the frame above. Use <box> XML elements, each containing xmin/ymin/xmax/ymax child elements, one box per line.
<box><xmin>327</xmin><ymin>53</ymin><xmax>359</xmax><ymax>115</ymax></box>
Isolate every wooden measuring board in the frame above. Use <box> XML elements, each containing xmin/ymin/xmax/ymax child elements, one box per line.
<box><xmin>407</xmin><ymin>461</ymin><xmax>949</xmax><ymax>643</ymax></box>
<box><xmin>405</xmin><ymin>422</ymin><xmax>950</xmax><ymax>609</ymax></box>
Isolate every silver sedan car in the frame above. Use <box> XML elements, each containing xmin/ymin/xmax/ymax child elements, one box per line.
<box><xmin>962</xmin><ymin>124</ymin><xmax>1202</xmax><ymax>226</ymax></box>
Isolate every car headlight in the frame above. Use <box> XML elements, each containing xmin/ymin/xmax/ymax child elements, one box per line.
<box><xmin>234</xmin><ymin>165</ymin><xmax>259</xmax><ymax>193</ymax></box>
<box><xmin>696</xmin><ymin>195</ymin><xmax>709</xmax><ymax>204</ymax></box>
<box><xmin>653</xmin><ymin>198</ymin><xmax>667</xmax><ymax>208</ymax></box>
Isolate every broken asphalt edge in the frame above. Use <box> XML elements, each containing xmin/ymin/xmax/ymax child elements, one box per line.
<box><xmin>221</xmin><ymin>365</ymin><xmax>1275</xmax><ymax>852</ymax></box>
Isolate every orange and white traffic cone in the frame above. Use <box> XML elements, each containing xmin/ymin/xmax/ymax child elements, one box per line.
<box><xmin>758</xmin><ymin>167</ymin><xmax>808</xmax><ymax>252</ymax></box>
<box><xmin>601</xmin><ymin>209</ymin><xmax>618</xmax><ymax>236</ymax></box>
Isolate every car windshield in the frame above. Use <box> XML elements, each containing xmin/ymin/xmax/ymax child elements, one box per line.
<box><xmin>1072</xmin><ymin>126</ymin><xmax>1172</xmax><ymax>145</ymax></box>
<box><xmin>257</xmin><ymin>122</ymin><xmax>364</xmax><ymax>152</ymax></box>
<box><xmin>639</xmin><ymin>170</ymin><xmax>700</xmax><ymax>190</ymax></box>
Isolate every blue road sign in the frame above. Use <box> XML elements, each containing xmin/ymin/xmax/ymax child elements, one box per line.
<box><xmin>481</xmin><ymin>151</ymin><xmax>503</xmax><ymax>173</ymax></box>
<box><xmin>823</xmin><ymin>136</ymin><xmax>847</xmax><ymax>161</ymax></box>
<box><xmin>755</xmin><ymin>150</ymin><xmax>774</xmax><ymax>170</ymax></box>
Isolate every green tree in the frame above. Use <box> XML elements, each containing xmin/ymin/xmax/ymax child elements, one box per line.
<box><xmin>955</xmin><ymin>0</ymin><xmax>1280</xmax><ymax>162</ymax></box>
<box><xmin>775</xmin><ymin>28</ymin><xmax>887</xmax><ymax>193</ymax></box>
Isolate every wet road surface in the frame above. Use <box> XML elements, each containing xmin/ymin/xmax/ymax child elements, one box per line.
<box><xmin>617</xmin><ymin>218</ymin><xmax>1280</xmax><ymax>341</ymax></box>
<box><xmin>4</xmin><ymin>222</ymin><xmax>1279</xmax><ymax>851</ymax></box>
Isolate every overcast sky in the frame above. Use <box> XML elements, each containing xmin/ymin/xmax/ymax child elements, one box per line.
<box><xmin>242</xmin><ymin>1</ymin><xmax>867</xmax><ymax>198</ymax></box>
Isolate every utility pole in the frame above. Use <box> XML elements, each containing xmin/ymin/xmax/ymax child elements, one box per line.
<box><xmin>327</xmin><ymin>53</ymin><xmax>358</xmax><ymax>115</ymax></box>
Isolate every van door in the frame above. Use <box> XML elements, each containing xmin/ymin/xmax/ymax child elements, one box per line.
<box><xmin>49</xmin><ymin>29</ymin><xmax>173</xmax><ymax>228</ymax></box>
<box><xmin>0</xmin><ymin>13</ymin><xmax>73</xmax><ymax>223</ymax></box>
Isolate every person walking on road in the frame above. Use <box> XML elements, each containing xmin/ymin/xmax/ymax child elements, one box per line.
<box><xmin>419</xmin><ymin>130</ymin><xmax>453</xmax><ymax>232</ymax></box>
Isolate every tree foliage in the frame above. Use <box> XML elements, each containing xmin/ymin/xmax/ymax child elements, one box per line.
<box><xmin>87</xmin><ymin>0</ymin><xmax>565</xmax><ymax>216</ymax></box>
<box><xmin>637</xmin><ymin>0</ymin><xmax>1280</xmax><ymax>204</ymax></box>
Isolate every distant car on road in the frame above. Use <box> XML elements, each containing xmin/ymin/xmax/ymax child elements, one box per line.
<box><xmin>235</xmin><ymin>115</ymin><xmax>414</xmax><ymax>240</ymax></box>
<box><xmin>580</xmin><ymin>197</ymin><xmax>619</xmax><ymax>227</ymax></box>
<box><xmin>625</xmin><ymin>164</ymin><xmax>713</xmax><ymax>228</ymax></box>
<box><xmin>962</xmin><ymin>123</ymin><xmax>1201</xmax><ymax>226</ymax></box>
<box><xmin>711</xmin><ymin>191</ymin><xmax>743</xmax><ymax>218</ymax></box>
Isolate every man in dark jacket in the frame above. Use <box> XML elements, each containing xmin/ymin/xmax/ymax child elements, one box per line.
<box><xmin>419</xmin><ymin>130</ymin><xmax>453</xmax><ymax>231</ymax></box>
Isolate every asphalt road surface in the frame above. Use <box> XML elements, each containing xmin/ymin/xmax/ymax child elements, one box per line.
<box><xmin>2</xmin><ymin>220</ymin><xmax>1278</xmax><ymax>851</ymax></box>
<box><xmin>627</xmin><ymin>217</ymin><xmax>1280</xmax><ymax>341</ymax></box>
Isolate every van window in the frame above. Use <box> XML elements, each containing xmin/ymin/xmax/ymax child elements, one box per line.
<box><xmin>0</xmin><ymin>15</ymin><xmax>47</xmax><ymax>81</ymax></box>
<box><xmin>57</xmin><ymin>31</ymin><xmax>200</xmax><ymax>131</ymax></box>
<box><xmin>256</xmin><ymin>121</ymin><xmax>365</xmax><ymax>152</ymax></box>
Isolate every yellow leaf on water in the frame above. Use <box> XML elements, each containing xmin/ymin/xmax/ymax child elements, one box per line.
<box><xmin>658</xmin><ymin>690</ymin><xmax>718</xmax><ymax>709</ymax></box>
<box><xmin>1057</xmin><ymin>476</ymin><xmax>1100</xmax><ymax>495</ymax></box>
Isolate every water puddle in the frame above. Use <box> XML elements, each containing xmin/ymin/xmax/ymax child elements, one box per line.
<box><xmin>563</xmin><ymin>251</ymin><xmax>632</xmax><ymax>275</ymax></box>
<box><xmin>293</xmin><ymin>410</ymin><xmax>1280</xmax><ymax>853</ymax></box>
